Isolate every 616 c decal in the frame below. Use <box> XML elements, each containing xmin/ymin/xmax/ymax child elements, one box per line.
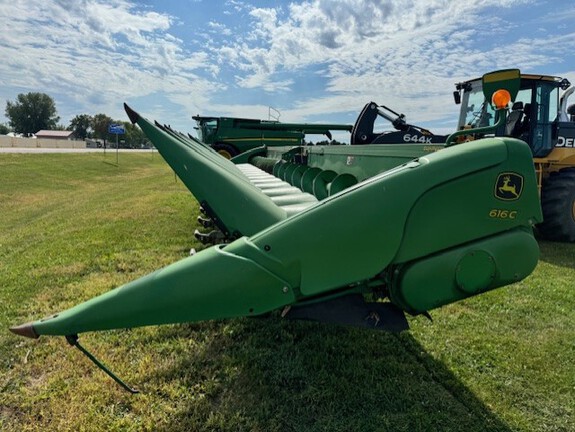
<box><xmin>489</xmin><ymin>209</ymin><xmax>517</xmax><ymax>219</ymax></box>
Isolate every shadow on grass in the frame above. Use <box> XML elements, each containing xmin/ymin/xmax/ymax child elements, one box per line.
<box><xmin>537</xmin><ymin>240</ymin><xmax>575</xmax><ymax>269</ymax></box>
<box><xmin>146</xmin><ymin>317</ymin><xmax>512</xmax><ymax>432</ymax></box>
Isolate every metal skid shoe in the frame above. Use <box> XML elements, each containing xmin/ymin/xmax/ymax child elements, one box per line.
<box><xmin>194</xmin><ymin>229</ymin><xmax>226</xmax><ymax>245</ymax></box>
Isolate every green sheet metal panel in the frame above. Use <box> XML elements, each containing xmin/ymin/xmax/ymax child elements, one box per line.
<box><xmin>394</xmin><ymin>137</ymin><xmax>542</xmax><ymax>262</ymax></box>
<box><xmin>390</xmin><ymin>228</ymin><xmax>539</xmax><ymax>313</ymax></box>
<box><xmin>132</xmin><ymin>108</ymin><xmax>286</xmax><ymax>236</ymax></box>
<box><xmin>244</xmin><ymin>137</ymin><xmax>540</xmax><ymax>298</ymax></box>
<box><xmin>25</xmin><ymin>245</ymin><xmax>296</xmax><ymax>337</ymax></box>
<box><xmin>304</xmin><ymin>144</ymin><xmax>443</xmax><ymax>181</ymax></box>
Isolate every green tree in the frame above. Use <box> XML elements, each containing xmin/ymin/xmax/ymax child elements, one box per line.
<box><xmin>69</xmin><ymin>114</ymin><xmax>93</xmax><ymax>140</ymax></box>
<box><xmin>0</xmin><ymin>123</ymin><xmax>10</xmax><ymax>135</ymax></box>
<box><xmin>5</xmin><ymin>92</ymin><xmax>60</xmax><ymax>134</ymax></box>
<box><xmin>121</xmin><ymin>122</ymin><xmax>149</xmax><ymax>148</ymax></box>
<box><xmin>314</xmin><ymin>139</ymin><xmax>330</xmax><ymax>146</ymax></box>
<box><xmin>91</xmin><ymin>113</ymin><xmax>114</xmax><ymax>146</ymax></box>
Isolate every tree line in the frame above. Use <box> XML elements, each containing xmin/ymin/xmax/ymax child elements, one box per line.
<box><xmin>2</xmin><ymin>92</ymin><xmax>149</xmax><ymax>149</ymax></box>
<box><xmin>302</xmin><ymin>138</ymin><xmax>346</xmax><ymax>146</ymax></box>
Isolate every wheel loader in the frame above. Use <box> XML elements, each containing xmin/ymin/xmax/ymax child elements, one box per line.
<box><xmin>8</xmin><ymin>69</ymin><xmax>559</xmax><ymax>392</ymax></box>
<box><xmin>453</xmin><ymin>71</ymin><xmax>575</xmax><ymax>241</ymax></box>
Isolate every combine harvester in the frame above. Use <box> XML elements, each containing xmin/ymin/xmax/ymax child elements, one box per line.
<box><xmin>10</xmin><ymin>70</ymin><xmax>561</xmax><ymax>391</ymax></box>
<box><xmin>192</xmin><ymin>114</ymin><xmax>353</xmax><ymax>158</ymax></box>
<box><xmin>192</xmin><ymin>100</ymin><xmax>448</xmax><ymax>159</ymax></box>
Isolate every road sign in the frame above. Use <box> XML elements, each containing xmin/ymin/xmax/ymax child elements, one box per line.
<box><xmin>108</xmin><ymin>124</ymin><xmax>125</xmax><ymax>135</ymax></box>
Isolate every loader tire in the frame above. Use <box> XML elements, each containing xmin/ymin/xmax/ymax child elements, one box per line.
<box><xmin>213</xmin><ymin>143</ymin><xmax>238</xmax><ymax>159</ymax></box>
<box><xmin>538</xmin><ymin>168</ymin><xmax>575</xmax><ymax>242</ymax></box>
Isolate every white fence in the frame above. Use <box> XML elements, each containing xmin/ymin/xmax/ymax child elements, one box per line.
<box><xmin>0</xmin><ymin>136</ymin><xmax>86</xmax><ymax>149</ymax></box>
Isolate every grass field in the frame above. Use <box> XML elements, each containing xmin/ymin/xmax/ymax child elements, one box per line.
<box><xmin>0</xmin><ymin>152</ymin><xmax>573</xmax><ymax>432</ymax></box>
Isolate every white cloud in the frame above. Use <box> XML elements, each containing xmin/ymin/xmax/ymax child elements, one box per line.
<box><xmin>206</xmin><ymin>0</ymin><xmax>573</xmax><ymax>131</ymax></box>
<box><xmin>1</xmin><ymin>0</ymin><xmax>573</xmax><ymax>134</ymax></box>
<box><xmin>236</xmin><ymin>73</ymin><xmax>294</xmax><ymax>92</ymax></box>
<box><xmin>208</xmin><ymin>21</ymin><xmax>232</xmax><ymax>36</ymax></box>
<box><xmin>0</xmin><ymin>0</ymin><xmax>217</xmax><ymax>127</ymax></box>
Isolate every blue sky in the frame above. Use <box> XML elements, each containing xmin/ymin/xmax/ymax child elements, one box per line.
<box><xmin>1</xmin><ymin>0</ymin><xmax>574</xmax><ymax>141</ymax></box>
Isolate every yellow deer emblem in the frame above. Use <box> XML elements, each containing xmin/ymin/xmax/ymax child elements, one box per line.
<box><xmin>498</xmin><ymin>176</ymin><xmax>519</xmax><ymax>198</ymax></box>
<box><xmin>495</xmin><ymin>173</ymin><xmax>523</xmax><ymax>200</ymax></box>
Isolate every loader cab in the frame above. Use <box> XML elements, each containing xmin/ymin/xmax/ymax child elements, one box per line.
<box><xmin>455</xmin><ymin>74</ymin><xmax>568</xmax><ymax>157</ymax></box>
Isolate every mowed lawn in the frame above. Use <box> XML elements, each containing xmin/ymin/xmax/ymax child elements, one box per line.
<box><xmin>0</xmin><ymin>152</ymin><xmax>573</xmax><ymax>432</ymax></box>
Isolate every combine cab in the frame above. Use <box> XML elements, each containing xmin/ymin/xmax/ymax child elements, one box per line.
<box><xmin>10</xmin><ymin>69</ymin><xmax>550</xmax><ymax>391</ymax></box>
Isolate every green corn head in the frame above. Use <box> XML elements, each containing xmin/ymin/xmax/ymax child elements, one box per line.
<box><xmin>11</xmin><ymin>109</ymin><xmax>542</xmax><ymax>339</ymax></box>
<box><xmin>10</xmin><ymin>70</ymin><xmax>541</xmax><ymax>361</ymax></box>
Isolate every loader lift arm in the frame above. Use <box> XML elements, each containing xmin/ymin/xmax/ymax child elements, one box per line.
<box><xmin>351</xmin><ymin>102</ymin><xmax>447</xmax><ymax>145</ymax></box>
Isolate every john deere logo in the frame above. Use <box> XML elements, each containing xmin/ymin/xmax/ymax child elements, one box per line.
<box><xmin>495</xmin><ymin>172</ymin><xmax>523</xmax><ymax>200</ymax></box>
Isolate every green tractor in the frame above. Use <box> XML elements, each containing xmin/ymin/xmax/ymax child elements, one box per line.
<box><xmin>10</xmin><ymin>69</ymin><xmax>562</xmax><ymax>391</ymax></box>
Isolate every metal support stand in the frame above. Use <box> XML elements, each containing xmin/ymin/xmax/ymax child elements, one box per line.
<box><xmin>66</xmin><ymin>335</ymin><xmax>139</xmax><ymax>394</ymax></box>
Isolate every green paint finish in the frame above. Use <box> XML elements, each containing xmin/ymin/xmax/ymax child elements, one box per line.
<box><xmin>282</xmin><ymin>163</ymin><xmax>298</xmax><ymax>182</ymax></box>
<box><xmin>275</xmin><ymin>161</ymin><xmax>288</xmax><ymax>179</ymax></box>
<box><xmin>329</xmin><ymin>173</ymin><xmax>358</xmax><ymax>196</ymax></box>
<box><xmin>300</xmin><ymin>167</ymin><xmax>322</xmax><ymax>193</ymax></box>
<box><xmin>246</xmin><ymin>137</ymin><xmax>540</xmax><ymax>299</ymax></box>
<box><xmin>304</xmin><ymin>144</ymin><xmax>440</xmax><ymax>181</ymax></box>
<box><xmin>394</xmin><ymin>138</ymin><xmax>542</xmax><ymax>262</ymax></box>
<box><xmin>230</xmin><ymin>146</ymin><xmax>267</xmax><ymax>164</ymax></box>
<box><xmin>312</xmin><ymin>170</ymin><xmax>337</xmax><ymax>199</ymax></box>
<box><xmin>390</xmin><ymin>228</ymin><xmax>539</xmax><ymax>313</ymax></box>
<box><xmin>193</xmin><ymin>115</ymin><xmax>352</xmax><ymax>155</ymax></box>
<box><xmin>135</xmin><ymin>113</ymin><xmax>286</xmax><ymax>236</ymax></box>
<box><xmin>290</xmin><ymin>165</ymin><xmax>309</xmax><ymax>187</ymax></box>
<box><xmin>134</xmin><ymin>113</ymin><xmax>541</xmax><ymax>317</ymax></box>
<box><xmin>10</xmin><ymin>107</ymin><xmax>542</xmax><ymax>339</ymax></box>
<box><xmin>455</xmin><ymin>250</ymin><xmax>496</xmax><ymax>294</ymax></box>
<box><xmin>28</xmin><ymin>245</ymin><xmax>296</xmax><ymax>336</ymax></box>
